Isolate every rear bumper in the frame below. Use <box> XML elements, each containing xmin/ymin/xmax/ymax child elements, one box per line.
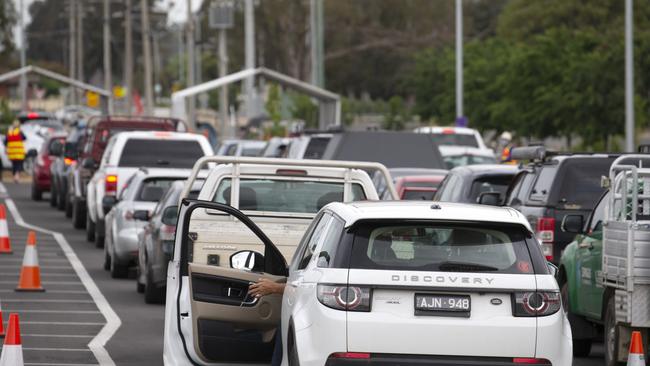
<box><xmin>325</xmin><ymin>355</ymin><xmax>551</xmax><ymax>366</ymax></box>
<box><xmin>33</xmin><ymin>168</ymin><xmax>51</xmax><ymax>189</ymax></box>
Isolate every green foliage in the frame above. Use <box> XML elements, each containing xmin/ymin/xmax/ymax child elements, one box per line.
<box><xmin>0</xmin><ymin>99</ymin><xmax>14</xmax><ymax>127</ymax></box>
<box><xmin>0</xmin><ymin>1</ymin><xmax>16</xmax><ymax>57</ymax></box>
<box><xmin>290</xmin><ymin>94</ymin><xmax>319</xmax><ymax>129</ymax></box>
<box><xmin>264</xmin><ymin>84</ymin><xmax>286</xmax><ymax>137</ymax></box>
<box><xmin>412</xmin><ymin>0</ymin><xmax>650</xmax><ymax>150</ymax></box>
<box><xmin>383</xmin><ymin>96</ymin><xmax>408</xmax><ymax>130</ymax></box>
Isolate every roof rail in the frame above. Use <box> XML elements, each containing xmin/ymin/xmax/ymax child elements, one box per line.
<box><xmin>180</xmin><ymin>156</ymin><xmax>398</xmax><ymax>202</ymax></box>
<box><xmin>86</xmin><ymin>115</ymin><xmax>187</xmax><ymax>131</ymax></box>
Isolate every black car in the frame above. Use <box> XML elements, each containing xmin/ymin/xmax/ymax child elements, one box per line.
<box><xmin>51</xmin><ymin>123</ymin><xmax>85</xmax><ymax>214</ymax></box>
<box><xmin>504</xmin><ymin>147</ymin><xmax>650</xmax><ymax>263</ymax></box>
<box><xmin>433</xmin><ymin>164</ymin><xmax>520</xmax><ymax>205</ymax></box>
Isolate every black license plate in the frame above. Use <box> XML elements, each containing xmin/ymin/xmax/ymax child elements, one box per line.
<box><xmin>414</xmin><ymin>294</ymin><xmax>471</xmax><ymax>317</ymax></box>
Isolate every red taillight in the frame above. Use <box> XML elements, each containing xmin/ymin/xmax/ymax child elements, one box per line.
<box><xmin>64</xmin><ymin>157</ymin><xmax>75</xmax><ymax>166</ymax></box>
<box><xmin>317</xmin><ymin>284</ymin><xmax>371</xmax><ymax>312</ymax></box>
<box><xmin>105</xmin><ymin>175</ymin><xmax>118</xmax><ymax>195</ymax></box>
<box><xmin>536</xmin><ymin>217</ymin><xmax>555</xmax><ymax>260</ymax></box>
<box><xmin>27</xmin><ymin>112</ymin><xmax>40</xmax><ymax>119</ymax></box>
<box><xmin>513</xmin><ymin>358</ymin><xmax>551</xmax><ymax>364</ymax></box>
<box><xmin>512</xmin><ymin>292</ymin><xmax>561</xmax><ymax>317</ymax></box>
<box><xmin>329</xmin><ymin>352</ymin><xmax>371</xmax><ymax>359</ymax></box>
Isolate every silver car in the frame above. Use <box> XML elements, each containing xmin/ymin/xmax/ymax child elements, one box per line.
<box><xmin>136</xmin><ymin>180</ymin><xmax>203</xmax><ymax>303</ymax></box>
<box><xmin>103</xmin><ymin>168</ymin><xmax>193</xmax><ymax>278</ymax></box>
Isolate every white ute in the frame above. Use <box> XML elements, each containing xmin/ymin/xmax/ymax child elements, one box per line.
<box><xmin>163</xmin><ymin>157</ymin><xmax>397</xmax><ymax>365</ymax></box>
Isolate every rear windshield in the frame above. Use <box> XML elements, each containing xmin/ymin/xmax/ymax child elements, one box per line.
<box><xmin>212</xmin><ymin>178</ymin><xmax>366</xmax><ymax>213</ymax></box>
<box><xmin>444</xmin><ymin>154</ymin><xmax>497</xmax><ymax>169</ymax></box>
<box><xmin>118</xmin><ymin>139</ymin><xmax>204</xmax><ymax>168</ymax></box>
<box><xmin>241</xmin><ymin>147</ymin><xmax>263</xmax><ymax>157</ymax></box>
<box><xmin>402</xmin><ymin>190</ymin><xmax>436</xmax><ymax>200</ymax></box>
<box><xmin>468</xmin><ymin>175</ymin><xmax>514</xmax><ymax>203</ymax></box>
<box><xmin>551</xmin><ymin>159</ymin><xmax>611</xmax><ymax>208</ymax></box>
<box><xmin>304</xmin><ymin>137</ymin><xmax>330</xmax><ymax>159</ymax></box>
<box><xmin>431</xmin><ymin>134</ymin><xmax>479</xmax><ymax>148</ymax></box>
<box><xmin>137</xmin><ymin>178</ymin><xmax>182</xmax><ymax>202</ymax></box>
<box><xmin>349</xmin><ymin>222</ymin><xmax>536</xmax><ymax>274</ymax></box>
<box><xmin>48</xmin><ymin>138</ymin><xmax>65</xmax><ymax>155</ymax></box>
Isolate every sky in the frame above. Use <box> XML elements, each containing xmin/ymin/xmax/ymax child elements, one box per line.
<box><xmin>11</xmin><ymin>0</ymin><xmax>205</xmax><ymax>48</ymax></box>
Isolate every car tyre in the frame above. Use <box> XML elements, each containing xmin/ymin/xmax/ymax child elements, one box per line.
<box><xmin>95</xmin><ymin>224</ymin><xmax>105</xmax><ymax>248</ymax></box>
<box><xmin>31</xmin><ymin>184</ymin><xmax>42</xmax><ymax>201</ymax></box>
<box><xmin>56</xmin><ymin>188</ymin><xmax>66</xmax><ymax>211</ymax></box>
<box><xmin>86</xmin><ymin>215</ymin><xmax>95</xmax><ymax>242</ymax></box>
<box><xmin>72</xmin><ymin>198</ymin><xmax>86</xmax><ymax>229</ymax></box>
<box><xmin>287</xmin><ymin>326</ymin><xmax>300</xmax><ymax>366</ymax></box>
<box><xmin>561</xmin><ymin>284</ymin><xmax>592</xmax><ymax>357</ymax></box>
<box><xmin>65</xmin><ymin>194</ymin><xmax>73</xmax><ymax>217</ymax></box>
<box><xmin>49</xmin><ymin>184</ymin><xmax>57</xmax><ymax>207</ymax></box>
<box><xmin>110</xmin><ymin>256</ymin><xmax>129</xmax><ymax>279</ymax></box>
<box><xmin>103</xmin><ymin>249</ymin><xmax>111</xmax><ymax>271</ymax></box>
<box><xmin>605</xmin><ymin>296</ymin><xmax>623</xmax><ymax>366</ymax></box>
<box><xmin>144</xmin><ymin>270</ymin><xmax>164</xmax><ymax>304</ymax></box>
<box><xmin>136</xmin><ymin>278</ymin><xmax>145</xmax><ymax>293</ymax></box>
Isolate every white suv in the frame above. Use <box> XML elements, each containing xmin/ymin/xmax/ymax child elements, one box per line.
<box><xmin>164</xmin><ymin>200</ymin><xmax>572</xmax><ymax>365</ymax></box>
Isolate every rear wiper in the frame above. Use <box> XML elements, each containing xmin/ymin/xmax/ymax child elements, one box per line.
<box><xmin>156</xmin><ymin>160</ymin><xmax>170</xmax><ymax>165</ymax></box>
<box><xmin>437</xmin><ymin>261</ymin><xmax>499</xmax><ymax>272</ymax></box>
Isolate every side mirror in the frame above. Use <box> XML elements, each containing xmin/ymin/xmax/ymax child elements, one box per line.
<box><xmin>82</xmin><ymin>157</ymin><xmax>96</xmax><ymax>170</ymax></box>
<box><xmin>26</xmin><ymin>149</ymin><xmax>37</xmax><ymax>158</ymax></box>
<box><xmin>101</xmin><ymin>196</ymin><xmax>118</xmax><ymax>214</ymax></box>
<box><xmin>230</xmin><ymin>250</ymin><xmax>264</xmax><ymax>272</ymax></box>
<box><xmin>561</xmin><ymin>215</ymin><xmax>584</xmax><ymax>234</ymax></box>
<box><xmin>477</xmin><ymin>192</ymin><xmax>501</xmax><ymax>206</ymax></box>
<box><xmin>161</xmin><ymin>206</ymin><xmax>178</xmax><ymax>226</ymax></box>
<box><xmin>547</xmin><ymin>262</ymin><xmax>559</xmax><ymax>277</ymax></box>
<box><xmin>132</xmin><ymin>210</ymin><xmax>150</xmax><ymax>221</ymax></box>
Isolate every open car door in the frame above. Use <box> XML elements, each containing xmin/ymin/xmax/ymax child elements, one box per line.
<box><xmin>166</xmin><ymin>200</ymin><xmax>288</xmax><ymax>365</ymax></box>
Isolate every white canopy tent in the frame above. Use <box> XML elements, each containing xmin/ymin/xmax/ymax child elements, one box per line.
<box><xmin>171</xmin><ymin>67</ymin><xmax>341</xmax><ymax>130</ymax></box>
<box><xmin>0</xmin><ymin>65</ymin><xmax>112</xmax><ymax>114</ymax></box>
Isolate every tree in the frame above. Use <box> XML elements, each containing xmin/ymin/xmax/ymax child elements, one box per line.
<box><xmin>0</xmin><ymin>1</ymin><xmax>16</xmax><ymax>58</ymax></box>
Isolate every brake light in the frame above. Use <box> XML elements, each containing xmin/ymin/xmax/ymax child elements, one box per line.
<box><xmin>275</xmin><ymin>169</ymin><xmax>307</xmax><ymax>176</ymax></box>
<box><xmin>27</xmin><ymin>112</ymin><xmax>39</xmax><ymax>119</ymax></box>
<box><xmin>64</xmin><ymin>157</ymin><xmax>75</xmax><ymax>166</ymax></box>
<box><xmin>512</xmin><ymin>292</ymin><xmax>561</xmax><ymax>317</ymax></box>
<box><xmin>317</xmin><ymin>284</ymin><xmax>371</xmax><ymax>312</ymax></box>
<box><xmin>513</xmin><ymin>358</ymin><xmax>551</xmax><ymax>364</ymax></box>
<box><xmin>329</xmin><ymin>352</ymin><xmax>371</xmax><ymax>359</ymax></box>
<box><xmin>105</xmin><ymin>175</ymin><xmax>118</xmax><ymax>195</ymax></box>
<box><xmin>536</xmin><ymin>217</ymin><xmax>555</xmax><ymax>261</ymax></box>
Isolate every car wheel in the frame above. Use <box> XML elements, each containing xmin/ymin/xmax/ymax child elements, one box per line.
<box><xmin>103</xmin><ymin>249</ymin><xmax>111</xmax><ymax>271</ymax></box>
<box><xmin>65</xmin><ymin>195</ymin><xmax>73</xmax><ymax>218</ymax></box>
<box><xmin>287</xmin><ymin>326</ymin><xmax>300</xmax><ymax>366</ymax></box>
<box><xmin>56</xmin><ymin>189</ymin><xmax>66</xmax><ymax>211</ymax></box>
<box><xmin>604</xmin><ymin>296</ymin><xmax>623</xmax><ymax>366</ymax></box>
<box><xmin>95</xmin><ymin>224</ymin><xmax>105</xmax><ymax>248</ymax></box>
<box><xmin>136</xmin><ymin>275</ymin><xmax>145</xmax><ymax>293</ymax></box>
<box><xmin>144</xmin><ymin>270</ymin><xmax>164</xmax><ymax>304</ymax></box>
<box><xmin>110</xmin><ymin>255</ymin><xmax>129</xmax><ymax>279</ymax></box>
<box><xmin>49</xmin><ymin>184</ymin><xmax>57</xmax><ymax>207</ymax></box>
<box><xmin>31</xmin><ymin>184</ymin><xmax>42</xmax><ymax>201</ymax></box>
<box><xmin>86</xmin><ymin>215</ymin><xmax>95</xmax><ymax>242</ymax></box>
<box><xmin>561</xmin><ymin>284</ymin><xmax>592</xmax><ymax>357</ymax></box>
<box><xmin>72</xmin><ymin>198</ymin><xmax>86</xmax><ymax>229</ymax></box>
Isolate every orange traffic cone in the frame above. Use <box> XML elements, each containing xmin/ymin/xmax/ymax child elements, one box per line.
<box><xmin>0</xmin><ymin>204</ymin><xmax>11</xmax><ymax>254</ymax></box>
<box><xmin>0</xmin><ymin>313</ymin><xmax>23</xmax><ymax>366</ymax></box>
<box><xmin>15</xmin><ymin>231</ymin><xmax>45</xmax><ymax>292</ymax></box>
<box><xmin>0</xmin><ymin>301</ymin><xmax>4</xmax><ymax>338</ymax></box>
<box><xmin>627</xmin><ymin>331</ymin><xmax>645</xmax><ymax>366</ymax></box>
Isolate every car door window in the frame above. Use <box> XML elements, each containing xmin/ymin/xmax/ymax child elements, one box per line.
<box><xmin>588</xmin><ymin>192</ymin><xmax>607</xmax><ymax>233</ymax></box>
<box><xmin>296</xmin><ymin>213</ymin><xmax>331</xmax><ymax>270</ymax></box>
<box><xmin>436</xmin><ymin>174</ymin><xmax>460</xmax><ymax>202</ymax></box>
<box><xmin>317</xmin><ymin>216</ymin><xmax>345</xmax><ymax>268</ymax></box>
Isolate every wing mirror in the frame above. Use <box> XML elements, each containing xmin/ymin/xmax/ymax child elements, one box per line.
<box><xmin>101</xmin><ymin>196</ymin><xmax>118</xmax><ymax>214</ymax></box>
<box><xmin>161</xmin><ymin>206</ymin><xmax>178</xmax><ymax>226</ymax></box>
<box><xmin>477</xmin><ymin>192</ymin><xmax>501</xmax><ymax>206</ymax></box>
<box><xmin>132</xmin><ymin>210</ymin><xmax>150</xmax><ymax>221</ymax></box>
<box><xmin>561</xmin><ymin>215</ymin><xmax>584</xmax><ymax>234</ymax></box>
<box><xmin>82</xmin><ymin>157</ymin><xmax>97</xmax><ymax>170</ymax></box>
<box><xmin>230</xmin><ymin>250</ymin><xmax>264</xmax><ymax>272</ymax></box>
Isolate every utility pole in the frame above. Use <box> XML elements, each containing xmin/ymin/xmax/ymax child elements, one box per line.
<box><xmin>244</xmin><ymin>0</ymin><xmax>255</xmax><ymax>118</ymax></box>
<box><xmin>210</xmin><ymin>0</ymin><xmax>234</xmax><ymax>138</ymax></box>
<box><xmin>625</xmin><ymin>0</ymin><xmax>635</xmax><ymax>151</ymax></box>
<box><xmin>310</xmin><ymin>0</ymin><xmax>324</xmax><ymax>87</ymax></box>
<box><xmin>19</xmin><ymin>0</ymin><xmax>27</xmax><ymax>111</ymax></box>
<box><xmin>455</xmin><ymin>0</ymin><xmax>464</xmax><ymax>123</ymax></box>
<box><xmin>76</xmin><ymin>0</ymin><xmax>84</xmax><ymax>83</ymax></box>
<box><xmin>125</xmin><ymin>0</ymin><xmax>133</xmax><ymax>114</ymax></box>
<box><xmin>186</xmin><ymin>0</ymin><xmax>196</xmax><ymax>129</ymax></box>
<box><xmin>68</xmin><ymin>0</ymin><xmax>76</xmax><ymax>104</ymax></box>
<box><xmin>103</xmin><ymin>0</ymin><xmax>112</xmax><ymax>113</ymax></box>
<box><xmin>141</xmin><ymin>0</ymin><xmax>154</xmax><ymax>115</ymax></box>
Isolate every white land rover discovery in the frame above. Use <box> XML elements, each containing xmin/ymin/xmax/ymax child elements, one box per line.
<box><xmin>165</xmin><ymin>200</ymin><xmax>572</xmax><ymax>366</ymax></box>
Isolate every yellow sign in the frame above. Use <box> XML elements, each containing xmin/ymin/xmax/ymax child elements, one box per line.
<box><xmin>86</xmin><ymin>91</ymin><xmax>99</xmax><ymax>108</ymax></box>
<box><xmin>113</xmin><ymin>86</ymin><xmax>126</xmax><ymax>99</ymax></box>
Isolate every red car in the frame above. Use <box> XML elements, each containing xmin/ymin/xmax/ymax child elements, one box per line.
<box><xmin>395</xmin><ymin>174</ymin><xmax>447</xmax><ymax>200</ymax></box>
<box><xmin>32</xmin><ymin>132</ymin><xmax>67</xmax><ymax>201</ymax></box>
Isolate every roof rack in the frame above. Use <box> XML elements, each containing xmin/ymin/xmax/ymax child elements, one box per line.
<box><xmin>510</xmin><ymin>146</ymin><xmax>639</xmax><ymax>162</ymax></box>
<box><xmin>86</xmin><ymin>115</ymin><xmax>187</xmax><ymax>131</ymax></box>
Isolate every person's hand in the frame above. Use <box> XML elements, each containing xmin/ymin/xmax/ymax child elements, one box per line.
<box><xmin>248</xmin><ymin>278</ymin><xmax>285</xmax><ymax>298</ymax></box>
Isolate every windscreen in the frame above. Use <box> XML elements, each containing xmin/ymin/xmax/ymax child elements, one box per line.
<box><xmin>212</xmin><ymin>178</ymin><xmax>366</xmax><ymax>213</ymax></box>
<box><xmin>118</xmin><ymin>139</ymin><xmax>205</xmax><ymax>168</ymax></box>
<box><xmin>431</xmin><ymin>133</ymin><xmax>479</xmax><ymax>147</ymax></box>
<box><xmin>137</xmin><ymin>178</ymin><xmax>182</xmax><ymax>202</ymax></box>
<box><xmin>349</xmin><ymin>222</ymin><xmax>535</xmax><ymax>274</ymax></box>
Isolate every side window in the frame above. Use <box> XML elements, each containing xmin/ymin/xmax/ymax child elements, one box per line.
<box><xmin>436</xmin><ymin>174</ymin><xmax>459</xmax><ymax>202</ymax></box>
<box><xmin>589</xmin><ymin>192</ymin><xmax>608</xmax><ymax>233</ymax></box>
<box><xmin>118</xmin><ymin>175</ymin><xmax>137</xmax><ymax>200</ymax></box>
<box><xmin>297</xmin><ymin>214</ymin><xmax>331</xmax><ymax>270</ymax></box>
<box><xmin>101</xmin><ymin>138</ymin><xmax>116</xmax><ymax>166</ymax></box>
<box><xmin>290</xmin><ymin>212</ymin><xmax>323</xmax><ymax>270</ymax></box>
<box><xmin>317</xmin><ymin>216</ymin><xmax>345</xmax><ymax>268</ymax></box>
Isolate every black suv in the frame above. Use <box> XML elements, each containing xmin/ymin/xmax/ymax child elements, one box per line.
<box><xmin>505</xmin><ymin>147</ymin><xmax>625</xmax><ymax>263</ymax></box>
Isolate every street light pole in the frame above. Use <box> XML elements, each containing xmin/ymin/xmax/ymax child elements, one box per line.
<box><xmin>310</xmin><ymin>0</ymin><xmax>324</xmax><ymax>87</ymax></box>
<box><xmin>455</xmin><ymin>0</ymin><xmax>463</xmax><ymax>121</ymax></box>
<box><xmin>141</xmin><ymin>0</ymin><xmax>154</xmax><ymax>115</ymax></box>
<box><xmin>244</xmin><ymin>0</ymin><xmax>255</xmax><ymax>118</ymax></box>
<box><xmin>125</xmin><ymin>0</ymin><xmax>133</xmax><ymax>114</ymax></box>
<box><xmin>19</xmin><ymin>0</ymin><xmax>27</xmax><ymax>111</ymax></box>
<box><xmin>625</xmin><ymin>0</ymin><xmax>635</xmax><ymax>152</ymax></box>
<box><xmin>76</xmin><ymin>0</ymin><xmax>84</xmax><ymax>83</ymax></box>
<box><xmin>186</xmin><ymin>0</ymin><xmax>196</xmax><ymax>129</ymax></box>
<box><xmin>103</xmin><ymin>0</ymin><xmax>112</xmax><ymax>113</ymax></box>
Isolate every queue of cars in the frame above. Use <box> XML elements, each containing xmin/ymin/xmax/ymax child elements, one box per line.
<box><xmin>29</xmin><ymin>119</ymin><xmax>629</xmax><ymax>365</ymax></box>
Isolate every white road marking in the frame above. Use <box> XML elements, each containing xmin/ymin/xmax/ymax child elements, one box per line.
<box><xmin>3</xmin><ymin>185</ymin><xmax>120</xmax><ymax>366</ymax></box>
